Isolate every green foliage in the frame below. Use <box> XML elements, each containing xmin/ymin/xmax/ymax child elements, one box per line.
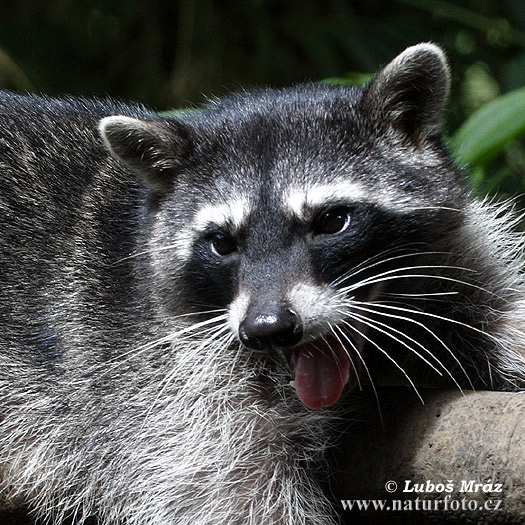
<box><xmin>0</xmin><ymin>0</ymin><xmax>524</xmax><ymax>196</ymax></box>
<box><xmin>320</xmin><ymin>73</ymin><xmax>374</xmax><ymax>87</ymax></box>
<box><xmin>450</xmin><ymin>87</ymin><xmax>525</xmax><ymax>194</ymax></box>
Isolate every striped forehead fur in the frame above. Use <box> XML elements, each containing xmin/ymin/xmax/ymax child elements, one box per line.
<box><xmin>192</xmin><ymin>197</ymin><xmax>252</xmax><ymax>232</ymax></box>
<box><xmin>173</xmin><ymin>197</ymin><xmax>252</xmax><ymax>260</ymax></box>
<box><xmin>284</xmin><ymin>181</ymin><xmax>367</xmax><ymax>220</ymax></box>
<box><xmin>283</xmin><ymin>180</ymin><xmax>425</xmax><ymax>220</ymax></box>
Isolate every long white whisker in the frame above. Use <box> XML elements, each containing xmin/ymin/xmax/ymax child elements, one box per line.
<box><xmin>344</xmin><ymin>309</ymin><xmax>443</xmax><ymax>377</ymax></box>
<box><xmin>331</xmin><ymin>250</ymin><xmax>466</xmax><ymax>288</ymax></box>
<box><xmin>334</xmin><ymin>264</ymin><xmax>484</xmax><ymax>296</ymax></box>
<box><xmin>85</xmin><ymin>311</ymin><xmax>229</xmax><ymax>381</ymax></box>
<box><xmin>113</xmin><ymin>243</ymin><xmax>188</xmax><ymax>266</ymax></box>
<box><xmin>351</xmin><ymin>301</ymin><xmax>473</xmax><ymax>390</ymax></box>
<box><xmin>341</xmin><ymin>318</ymin><xmax>424</xmax><ymax>404</ymax></box>
<box><xmin>143</xmin><ymin>324</ymin><xmax>233</xmax><ymax>425</ymax></box>
<box><xmin>383</xmin><ymin>291</ymin><xmax>459</xmax><ymax>298</ymax></box>
<box><xmin>331</xmin><ymin>325</ymin><xmax>384</xmax><ymax>427</ymax></box>
<box><xmin>368</xmin><ymin>301</ymin><xmax>496</xmax><ymax>344</ymax></box>
<box><xmin>328</xmin><ymin>323</ymin><xmax>362</xmax><ymax>391</ymax></box>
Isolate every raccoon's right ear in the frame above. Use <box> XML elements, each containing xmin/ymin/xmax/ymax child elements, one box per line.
<box><xmin>99</xmin><ymin>116</ymin><xmax>190</xmax><ymax>191</ymax></box>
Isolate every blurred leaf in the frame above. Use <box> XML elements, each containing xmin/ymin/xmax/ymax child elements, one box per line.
<box><xmin>160</xmin><ymin>108</ymin><xmax>199</xmax><ymax>118</ymax></box>
<box><xmin>0</xmin><ymin>46</ymin><xmax>34</xmax><ymax>91</ymax></box>
<box><xmin>450</xmin><ymin>86</ymin><xmax>525</xmax><ymax>167</ymax></box>
<box><xmin>321</xmin><ymin>72</ymin><xmax>373</xmax><ymax>87</ymax></box>
<box><xmin>466</xmin><ymin>166</ymin><xmax>486</xmax><ymax>192</ymax></box>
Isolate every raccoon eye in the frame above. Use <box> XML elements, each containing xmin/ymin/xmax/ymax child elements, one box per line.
<box><xmin>210</xmin><ymin>232</ymin><xmax>237</xmax><ymax>256</ymax></box>
<box><xmin>314</xmin><ymin>207</ymin><xmax>351</xmax><ymax>235</ymax></box>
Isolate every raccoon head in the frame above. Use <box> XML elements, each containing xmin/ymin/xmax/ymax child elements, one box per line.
<box><xmin>99</xmin><ymin>43</ymin><xmax>465</xmax><ymax>410</ymax></box>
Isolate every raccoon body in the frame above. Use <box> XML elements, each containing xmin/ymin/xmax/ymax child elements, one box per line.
<box><xmin>1</xmin><ymin>43</ymin><xmax>524</xmax><ymax>524</ymax></box>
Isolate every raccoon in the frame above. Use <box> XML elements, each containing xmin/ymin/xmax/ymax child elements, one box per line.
<box><xmin>0</xmin><ymin>43</ymin><xmax>524</xmax><ymax>525</ymax></box>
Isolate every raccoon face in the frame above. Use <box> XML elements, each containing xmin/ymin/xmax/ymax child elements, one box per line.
<box><xmin>100</xmin><ymin>43</ymin><xmax>464</xmax><ymax>410</ymax></box>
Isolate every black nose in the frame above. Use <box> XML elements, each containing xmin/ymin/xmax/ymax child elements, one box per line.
<box><xmin>239</xmin><ymin>307</ymin><xmax>303</xmax><ymax>350</ymax></box>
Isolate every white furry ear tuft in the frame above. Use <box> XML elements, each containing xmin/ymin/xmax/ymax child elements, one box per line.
<box><xmin>99</xmin><ymin>116</ymin><xmax>190</xmax><ymax>191</ymax></box>
<box><xmin>361</xmin><ymin>43</ymin><xmax>451</xmax><ymax>144</ymax></box>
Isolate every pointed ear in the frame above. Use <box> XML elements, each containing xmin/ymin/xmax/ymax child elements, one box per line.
<box><xmin>361</xmin><ymin>43</ymin><xmax>450</xmax><ymax>145</ymax></box>
<box><xmin>99</xmin><ymin>116</ymin><xmax>190</xmax><ymax>191</ymax></box>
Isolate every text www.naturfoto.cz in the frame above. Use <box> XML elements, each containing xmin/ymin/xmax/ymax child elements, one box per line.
<box><xmin>341</xmin><ymin>497</ymin><xmax>503</xmax><ymax>512</ymax></box>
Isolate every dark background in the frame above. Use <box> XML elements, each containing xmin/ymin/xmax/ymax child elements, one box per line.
<box><xmin>1</xmin><ymin>0</ymin><xmax>524</xmax><ymax>194</ymax></box>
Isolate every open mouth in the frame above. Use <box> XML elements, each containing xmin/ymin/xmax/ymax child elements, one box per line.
<box><xmin>289</xmin><ymin>333</ymin><xmax>354</xmax><ymax>410</ymax></box>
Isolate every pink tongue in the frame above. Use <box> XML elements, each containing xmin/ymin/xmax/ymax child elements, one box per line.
<box><xmin>294</xmin><ymin>338</ymin><xmax>351</xmax><ymax>410</ymax></box>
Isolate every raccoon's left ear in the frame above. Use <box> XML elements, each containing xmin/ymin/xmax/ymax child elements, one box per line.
<box><xmin>360</xmin><ymin>43</ymin><xmax>450</xmax><ymax>145</ymax></box>
<box><xmin>99</xmin><ymin>116</ymin><xmax>190</xmax><ymax>191</ymax></box>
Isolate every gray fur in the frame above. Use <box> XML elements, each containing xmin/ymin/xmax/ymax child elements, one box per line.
<box><xmin>0</xmin><ymin>43</ymin><xmax>524</xmax><ymax>524</ymax></box>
